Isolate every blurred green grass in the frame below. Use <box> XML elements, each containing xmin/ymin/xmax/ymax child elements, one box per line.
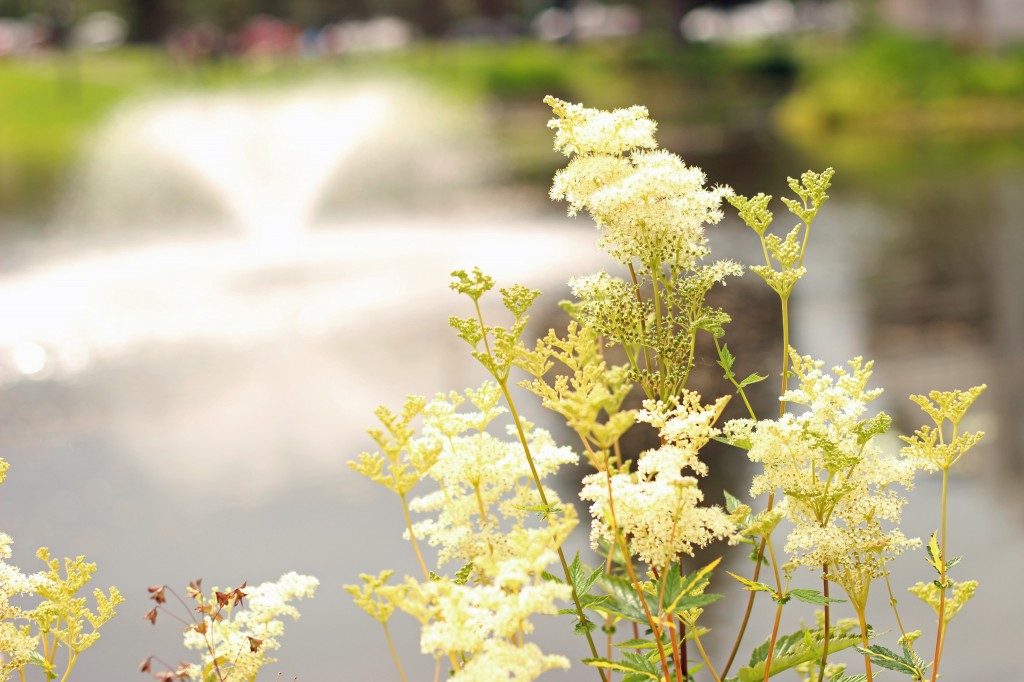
<box><xmin>3</xmin><ymin>36</ymin><xmax>1024</xmax><ymax>218</ymax></box>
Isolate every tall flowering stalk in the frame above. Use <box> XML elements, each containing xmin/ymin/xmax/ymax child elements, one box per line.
<box><xmin>0</xmin><ymin>458</ymin><xmax>123</xmax><ymax>682</ymax></box>
<box><xmin>343</xmin><ymin>97</ymin><xmax>988</xmax><ymax>682</ymax></box>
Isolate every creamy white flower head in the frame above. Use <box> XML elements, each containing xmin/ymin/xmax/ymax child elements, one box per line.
<box><xmin>183</xmin><ymin>572</ymin><xmax>318</xmax><ymax>681</ymax></box>
<box><xmin>581</xmin><ymin>472</ymin><xmax>735</xmax><ymax>568</ymax></box>
<box><xmin>545</xmin><ymin>96</ymin><xmax>657</xmax><ymax>156</ymax></box>
<box><xmin>409</xmin><ymin>577</ymin><xmax>570</xmax><ymax>659</ymax></box>
<box><xmin>453</xmin><ymin>640</ymin><xmax>570</xmax><ymax>682</ymax></box>
<box><xmin>637</xmin><ymin>392</ymin><xmax>728</xmax><ymax>479</ymax></box>
<box><xmin>735</xmin><ymin>349</ymin><xmax>917</xmax><ymax>592</ymax></box>
<box><xmin>546</xmin><ymin>98</ymin><xmax>732</xmax><ymax>268</ymax></box>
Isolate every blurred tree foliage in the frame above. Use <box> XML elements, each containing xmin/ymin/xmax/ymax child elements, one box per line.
<box><xmin>0</xmin><ymin>0</ymin><xmax>705</xmax><ymax>41</ymax></box>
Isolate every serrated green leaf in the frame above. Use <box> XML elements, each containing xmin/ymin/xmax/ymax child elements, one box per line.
<box><xmin>663</xmin><ymin>558</ymin><xmax>722</xmax><ymax>617</ymax></box>
<box><xmin>541</xmin><ymin>571</ymin><xmax>563</xmax><ymax>584</ymax></box>
<box><xmin>598</xmin><ymin>573</ymin><xmax>650</xmax><ymax>624</ymax></box>
<box><xmin>789</xmin><ymin>588</ymin><xmax>846</xmax><ymax>605</ymax></box>
<box><xmin>567</xmin><ymin>551</ymin><xmax>603</xmax><ymax>595</ymax></box>
<box><xmin>926</xmin><ymin>532</ymin><xmax>943</xmax><ymax>575</ymax></box>
<box><xmin>453</xmin><ymin>562</ymin><xmax>474</xmax><ymax>585</ymax></box>
<box><xmin>853</xmin><ymin>644</ymin><xmax>925</xmax><ymax>677</ymax></box>
<box><xmin>830</xmin><ymin>675</ymin><xmax>868</xmax><ymax>682</ymax></box>
<box><xmin>613</xmin><ymin>638</ymin><xmax>661</xmax><ymax>650</ymax></box>
<box><xmin>718</xmin><ymin>343</ymin><xmax>736</xmax><ymax>377</ymax></box>
<box><xmin>738</xmin><ymin>372</ymin><xmax>768</xmax><ymax>388</ymax></box>
<box><xmin>739</xmin><ymin>628</ymin><xmax>862</xmax><ymax>682</ymax></box>
<box><xmin>580</xmin><ymin>594</ymin><xmax>611</xmax><ymax>610</ymax></box>
<box><xmin>727</xmin><ymin>571</ymin><xmax>775</xmax><ymax>595</ymax></box>
<box><xmin>724</xmin><ymin>490</ymin><xmax>744</xmax><ymax>514</ymax></box>
<box><xmin>575</xmin><ymin>617</ymin><xmax>598</xmax><ymax>635</ymax></box>
<box><xmin>583</xmin><ymin>652</ymin><xmax>661</xmax><ymax>680</ymax></box>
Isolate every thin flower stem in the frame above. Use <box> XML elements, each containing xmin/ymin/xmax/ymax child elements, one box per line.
<box><xmin>58</xmin><ymin>652</ymin><xmax>77</xmax><ymax>682</ymax></box>
<box><xmin>679</xmin><ymin>619</ymin><xmax>689</xmax><ymax>682</ymax></box>
<box><xmin>798</xmin><ymin>216</ymin><xmax>813</xmax><ymax>269</ymax></box>
<box><xmin>382</xmin><ymin>623</ymin><xmax>408</xmax><ymax>682</ymax></box>
<box><xmin>720</xmin><ymin>493</ymin><xmax>775</xmax><ymax>677</ymax></box>
<box><xmin>817</xmin><ymin>569</ymin><xmax>830</xmax><ymax>682</ymax></box>
<box><xmin>856</xmin><ymin>606</ymin><xmax>875</xmax><ymax>682</ymax></box>
<box><xmin>930</xmin><ymin>468</ymin><xmax>950</xmax><ymax>682</ymax></box>
<box><xmin>779</xmin><ymin>297</ymin><xmax>791</xmax><ymax>417</ymax></box>
<box><xmin>712</xmin><ymin>336</ymin><xmax>757</xmax><ymax>419</ymax></box>
<box><xmin>400</xmin><ymin>493</ymin><xmax>430</xmax><ymax>580</ymax></box>
<box><xmin>602</xmin><ymin>465</ymin><xmax>672</xmax><ymax>682</ymax></box>
<box><xmin>628</xmin><ymin>262</ymin><xmax>655</xmax><ymax>395</ymax></box>
<box><xmin>499</xmin><ymin>381</ymin><xmax>607</xmax><ymax>682</ymax></box>
<box><xmin>689</xmin><ymin>620</ymin><xmax>722</xmax><ymax>682</ymax></box>
<box><xmin>763</xmin><ymin>602</ymin><xmax>784</xmax><ymax>682</ymax></box>
<box><xmin>881</xmin><ymin>557</ymin><xmax>910</xmax><ymax>643</ymax></box>
<box><xmin>670</xmin><ymin>617</ymin><xmax>685</xmax><ymax>682</ymax></box>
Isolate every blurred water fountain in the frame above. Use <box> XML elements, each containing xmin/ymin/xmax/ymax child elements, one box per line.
<box><xmin>0</xmin><ymin>80</ymin><xmax>617</xmax><ymax>680</ymax></box>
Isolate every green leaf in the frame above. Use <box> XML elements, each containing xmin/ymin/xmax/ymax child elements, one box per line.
<box><xmin>738</xmin><ymin>372</ymin><xmax>768</xmax><ymax>388</ymax></box>
<box><xmin>853</xmin><ymin>644</ymin><xmax>926</xmax><ymax>677</ymax></box>
<box><xmin>727</xmin><ymin>571</ymin><xmax>775</xmax><ymax>596</ymax></box>
<box><xmin>789</xmin><ymin>589</ymin><xmax>846</xmax><ymax>605</ymax></box>
<box><xmin>613</xmin><ymin>638</ymin><xmax>661</xmax><ymax>650</ymax></box>
<box><xmin>830</xmin><ymin>676</ymin><xmax>868</xmax><ymax>682</ymax></box>
<box><xmin>453</xmin><ymin>562</ymin><xmax>474</xmax><ymax>585</ymax></box>
<box><xmin>738</xmin><ymin>627</ymin><xmax>862</xmax><ymax>682</ymax></box>
<box><xmin>724</xmin><ymin>490</ymin><xmax>744</xmax><ymax>514</ymax></box>
<box><xmin>925</xmin><ymin>532</ymin><xmax>943</xmax><ymax>575</ymax></box>
<box><xmin>583</xmin><ymin>652</ymin><xmax>662</xmax><ymax>680</ymax></box>
<box><xmin>718</xmin><ymin>343</ymin><xmax>736</xmax><ymax>377</ymax></box>
<box><xmin>597</xmin><ymin>573</ymin><xmax>650</xmax><ymax>624</ymax></box>
<box><xmin>662</xmin><ymin>558</ymin><xmax>723</xmax><ymax>617</ymax></box>
<box><xmin>568</xmin><ymin>552</ymin><xmax>603</xmax><ymax>595</ymax></box>
<box><xmin>574</xmin><ymin>617</ymin><xmax>598</xmax><ymax>635</ymax></box>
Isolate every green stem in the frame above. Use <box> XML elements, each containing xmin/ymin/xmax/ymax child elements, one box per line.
<box><xmin>779</xmin><ymin>297</ymin><xmax>791</xmax><ymax>417</ymax></box>
<box><xmin>500</xmin><ymin>381</ymin><xmax>607</xmax><ymax>682</ymax></box>
<box><xmin>59</xmin><ymin>652</ymin><xmax>77</xmax><ymax>682</ymax></box>
<box><xmin>712</xmin><ymin>336</ymin><xmax>757</xmax><ymax>419</ymax></box>
<box><xmin>383</xmin><ymin>623</ymin><xmax>409</xmax><ymax>682</ymax></box>
<box><xmin>400</xmin><ymin>493</ymin><xmax>430</xmax><ymax>580</ymax></box>
<box><xmin>856</xmin><ymin>606</ymin><xmax>875</xmax><ymax>682</ymax></box>
<box><xmin>817</xmin><ymin>569</ymin><xmax>830</xmax><ymax>682</ymax></box>
<box><xmin>688</xmin><ymin>619</ymin><xmax>722</xmax><ymax>682</ymax></box>
<box><xmin>930</xmin><ymin>468</ymin><xmax>950</xmax><ymax>682</ymax></box>
<box><xmin>720</xmin><ymin>493</ymin><xmax>775</xmax><ymax>678</ymax></box>
<box><xmin>798</xmin><ymin>216</ymin><xmax>814</xmax><ymax>269</ymax></box>
<box><xmin>881</xmin><ymin>556</ymin><xmax>910</xmax><ymax>643</ymax></box>
<box><xmin>628</xmin><ymin>262</ymin><xmax>655</xmax><ymax>385</ymax></box>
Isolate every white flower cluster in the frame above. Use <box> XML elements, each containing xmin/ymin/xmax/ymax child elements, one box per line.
<box><xmin>409</xmin><ymin>385</ymin><xmax>578</xmax><ymax>569</ymax></box>
<box><xmin>0</xmin><ymin>533</ymin><xmax>40</xmax><ymax>680</ymax></box>
<box><xmin>182</xmin><ymin>572</ymin><xmax>318</xmax><ymax>681</ymax></box>
<box><xmin>371</xmin><ymin>384</ymin><xmax>578</xmax><ymax>681</ymax></box>
<box><xmin>725</xmin><ymin>350</ymin><xmax>918</xmax><ymax>601</ymax></box>
<box><xmin>580</xmin><ymin>392</ymin><xmax>737</xmax><ymax>568</ymax></box>
<box><xmin>546</xmin><ymin>97</ymin><xmax>732</xmax><ymax>268</ymax></box>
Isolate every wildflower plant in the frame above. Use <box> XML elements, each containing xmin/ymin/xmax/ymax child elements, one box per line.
<box><xmin>345</xmin><ymin>97</ymin><xmax>988</xmax><ymax>682</ymax></box>
<box><xmin>0</xmin><ymin>458</ymin><xmax>123</xmax><ymax>682</ymax></box>
<box><xmin>142</xmin><ymin>572</ymin><xmax>318</xmax><ymax>682</ymax></box>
